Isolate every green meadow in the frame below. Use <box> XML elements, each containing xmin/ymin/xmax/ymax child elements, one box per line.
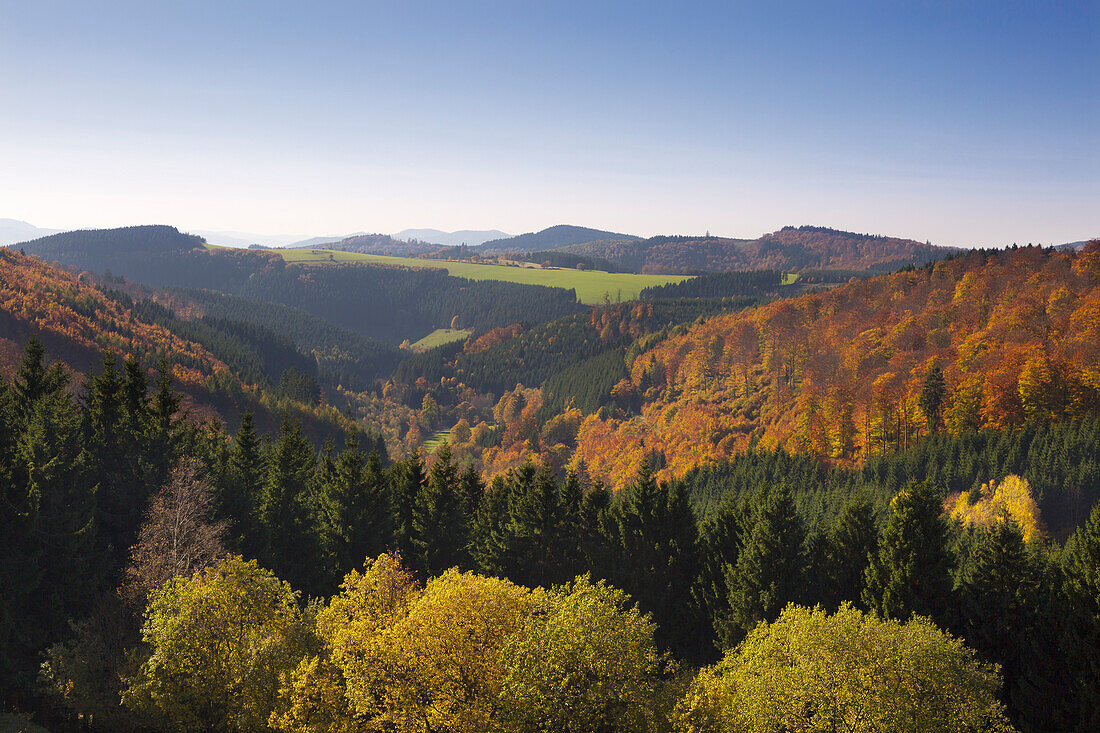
<box><xmin>411</xmin><ymin>328</ymin><xmax>472</xmax><ymax>350</ymax></box>
<box><xmin>267</xmin><ymin>247</ymin><xmax>690</xmax><ymax>305</ymax></box>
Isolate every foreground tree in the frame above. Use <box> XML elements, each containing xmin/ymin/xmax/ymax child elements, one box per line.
<box><xmin>124</xmin><ymin>555</ymin><xmax>312</xmax><ymax>732</ymax></box>
<box><xmin>497</xmin><ymin>575</ymin><xmax>666</xmax><ymax>732</ymax></box>
<box><xmin>673</xmin><ymin>603</ymin><xmax>1015</xmax><ymax>733</ymax></box>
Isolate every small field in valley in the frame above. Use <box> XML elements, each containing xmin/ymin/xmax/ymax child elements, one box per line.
<box><xmin>411</xmin><ymin>328</ymin><xmax>472</xmax><ymax>350</ymax></box>
<box><xmin>269</xmin><ymin>247</ymin><xmax>691</xmax><ymax>305</ymax></box>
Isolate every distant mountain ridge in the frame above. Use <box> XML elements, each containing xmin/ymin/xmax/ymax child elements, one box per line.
<box><xmin>393</xmin><ymin>228</ymin><xmax>510</xmax><ymax>247</ymax></box>
<box><xmin>299</xmin><ymin>233</ymin><xmax>439</xmax><ymax>256</ymax></box>
<box><xmin>0</xmin><ymin>218</ymin><xmax>63</xmax><ymax>246</ymax></box>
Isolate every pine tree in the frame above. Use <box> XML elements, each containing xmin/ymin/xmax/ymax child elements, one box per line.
<box><xmin>724</xmin><ymin>484</ymin><xmax>807</xmax><ymax>648</ymax></box>
<box><xmin>863</xmin><ymin>480</ymin><xmax>955</xmax><ymax>626</ymax></box>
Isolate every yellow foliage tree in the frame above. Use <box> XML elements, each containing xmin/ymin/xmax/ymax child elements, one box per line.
<box><xmin>948</xmin><ymin>475</ymin><xmax>1044</xmax><ymax>542</ymax></box>
<box><xmin>672</xmin><ymin>603</ymin><xmax>1015</xmax><ymax>733</ymax></box>
<box><xmin>497</xmin><ymin>575</ymin><xmax>666</xmax><ymax>732</ymax></box>
<box><xmin>124</xmin><ymin>555</ymin><xmax>312</xmax><ymax>732</ymax></box>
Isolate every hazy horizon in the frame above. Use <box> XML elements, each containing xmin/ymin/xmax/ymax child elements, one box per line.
<box><xmin>2</xmin><ymin>1</ymin><xmax>1096</xmax><ymax>248</ymax></box>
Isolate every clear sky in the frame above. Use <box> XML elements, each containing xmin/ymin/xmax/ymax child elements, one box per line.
<box><xmin>1</xmin><ymin>0</ymin><xmax>1096</xmax><ymax>246</ymax></box>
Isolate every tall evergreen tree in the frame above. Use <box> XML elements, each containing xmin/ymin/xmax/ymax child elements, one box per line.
<box><xmin>320</xmin><ymin>436</ymin><xmax>392</xmax><ymax>575</ymax></box>
<box><xmin>258</xmin><ymin>417</ymin><xmax>319</xmax><ymax>594</ymax></box>
<box><xmin>694</xmin><ymin>492</ymin><xmax>751</xmax><ymax>653</ymax></box>
<box><xmin>612</xmin><ymin>461</ymin><xmax>700</xmax><ymax>657</ymax></box>
<box><xmin>411</xmin><ymin>442</ymin><xmax>468</xmax><ymax>576</ymax></box>
<box><xmin>959</xmin><ymin>518</ymin><xmax>1045</xmax><ymax>727</ymax></box>
<box><xmin>920</xmin><ymin>364</ymin><xmax>947</xmax><ymax>433</ymax></box>
<box><xmin>5</xmin><ymin>388</ymin><xmax>98</xmax><ymax>699</ymax></box>
<box><xmin>863</xmin><ymin>480</ymin><xmax>955</xmax><ymax>627</ymax></box>
<box><xmin>826</xmin><ymin>495</ymin><xmax>878</xmax><ymax>609</ymax></box>
<box><xmin>1061</xmin><ymin>501</ymin><xmax>1100</xmax><ymax>731</ymax></box>
<box><xmin>724</xmin><ymin>484</ymin><xmax>807</xmax><ymax>648</ymax></box>
<box><xmin>390</xmin><ymin>450</ymin><xmax>424</xmax><ymax>561</ymax></box>
<box><xmin>220</xmin><ymin>412</ymin><xmax>264</xmax><ymax>556</ymax></box>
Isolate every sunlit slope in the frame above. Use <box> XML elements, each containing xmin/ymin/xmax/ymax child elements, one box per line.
<box><xmin>572</xmin><ymin>244</ymin><xmax>1100</xmax><ymax>489</ymax></box>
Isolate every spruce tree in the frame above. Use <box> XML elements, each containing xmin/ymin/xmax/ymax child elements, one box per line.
<box><xmin>959</xmin><ymin>518</ymin><xmax>1043</xmax><ymax>726</ymax></box>
<box><xmin>826</xmin><ymin>495</ymin><xmax>878</xmax><ymax>609</ymax></box>
<box><xmin>724</xmin><ymin>484</ymin><xmax>807</xmax><ymax>648</ymax></box>
<box><xmin>1061</xmin><ymin>501</ymin><xmax>1100</xmax><ymax>731</ymax></box>
<box><xmin>920</xmin><ymin>364</ymin><xmax>947</xmax><ymax>433</ymax></box>
<box><xmin>411</xmin><ymin>442</ymin><xmax>468</xmax><ymax>576</ymax></box>
<box><xmin>863</xmin><ymin>480</ymin><xmax>955</xmax><ymax>627</ymax></box>
<box><xmin>694</xmin><ymin>492</ymin><xmax>751</xmax><ymax>651</ymax></box>
<box><xmin>390</xmin><ymin>450</ymin><xmax>424</xmax><ymax>561</ymax></box>
<box><xmin>320</xmin><ymin>436</ymin><xmax>392</xmax><ymax>574</ymax></box>
<box><xmin>612</xmin><ymin>461</ymin><xmax>700</xmax><ymax>656</ymax></box>
<box><xmin>258</xmin><ymin>417</ymin><xmax>319</xmax><ymax>594</ymax></box>
<box><xmin>221</xmin><ymin>412</ymin><xmax>264</xmax><ymax>556</ymax></box>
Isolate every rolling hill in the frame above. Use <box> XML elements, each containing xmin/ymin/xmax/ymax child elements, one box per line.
<box><xmin>560</xmin><ymin>226</ymin><xmax>959</xmax><ymax>274</ymax></box>
<box><xmin>477</xmin><ymin>225</ymin><xmax>637</xmax><ymax>253</ymax></box>
<box><xmin>0</xmin><ymin>247</ymin><xmax>356</xmax><ymax>439</ymax></box>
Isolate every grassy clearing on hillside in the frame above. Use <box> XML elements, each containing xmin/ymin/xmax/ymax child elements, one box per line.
<box><xmin>782</xmin><ymin>272</ymin><xmax>800</xmax><ymax>285</ymax></box>
<box><xmin>411</xmin><ymin>328</ymin><xmax>472</xmax><ymax>350</ymax></box>
<box><xmin>269</xmin><ymin>247</ymin><xmax>690</xmax><ymax>305</ymax></box>
<box><xmin>420</xmin><ymin>430</ymin><xmax>450</xmax><ymax>452</ymax></box>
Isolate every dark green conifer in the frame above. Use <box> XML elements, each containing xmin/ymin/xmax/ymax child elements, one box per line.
<box><xmin>723</xmin><ymin>484</ymin><xmax>807</xmax><ymax>647</ymax></box>
<box><xmin>612</xmin><ymin>461</ymin><xmax>700</xmax><ymax>656</ymax></box>
<box><xmin>863</xmin><ymin>480</ymin><xmax>955</xmax><ymax>626</ymax></box>
<box><xmin>826</xmin><ymin>494</ymin><xmax>877</xmax><ymax>609</ymax></box>
<box><xmin>412</xmin><ymin>442</ymin><xmax>468</xmax><ymax>576</ymax></box>
<box><xmin>258</xmin><ymin>417</ymin><xmax>319</xmax><ymax>593</ymax></box>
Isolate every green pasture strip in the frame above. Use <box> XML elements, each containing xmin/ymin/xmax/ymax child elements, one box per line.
<box><xmin>412</xmin><ymin>328</ymin><xmax>472</xmax><ymax>350</ymax></box>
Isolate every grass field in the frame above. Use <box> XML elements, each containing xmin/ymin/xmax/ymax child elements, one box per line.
<box><xmin>781</xmin><ymin>272</ymin><xmax>800</xmax><ymax>285</ymax></box>
<box><xmin>420</xmin><ymin>430</ymin><xmax>451</xmax><ymax>452</ymax></box>
<box><xmin>264</xmin><ymin>247</ymin><xmax>690</xmax><ymax>305</ymax></box>
<box><xmin>411</xmin><ymin>328</ymin><xmax>472</xmax><ymax>350</ymax></box>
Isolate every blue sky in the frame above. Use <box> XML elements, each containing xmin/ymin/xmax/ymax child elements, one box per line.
<box><xmin>1</xmin><ymin>1</ymin><xmax>1096</xmax><ymax>246</ymax></box>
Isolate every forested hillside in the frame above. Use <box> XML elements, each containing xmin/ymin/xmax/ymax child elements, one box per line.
<box><xmin>301</xmin><ymin>232</ymin><xmax>438</xmax><ymax>256</ymax></box>
<box><xmin>560</xmin><ymin>225</ymin><xmax>958</xmax><ymax>274</ymax></box>
<box><xmin>478</xmin><ymin>224</ymin><xmax>636</xmax><ymax>252</ymax></box>
<box><xmin>572</xmin><ymin>244</ymin><xmax>1100</xmax><ymax>489</ymax></box>
<box><xmin>4</xmin><ymin>232</ymin><xmax>1100</xmax><ymax>733</ymax></box>
<box><xmin>18</xmin><ymin>226</ymin><xmax>587</xmax><ymax>345</ymax></box>
<box><xmin>0</xmin><ymin>247</ymin><xmax>357</xmax><ymax>439</ymax></box>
